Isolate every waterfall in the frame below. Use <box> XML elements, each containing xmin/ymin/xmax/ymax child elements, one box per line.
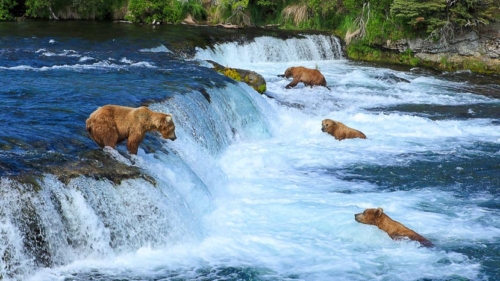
<box><xmin>0</xmin><ymin>31</ymin><xmax>346</xmax><ymax>280</ymax></box>
<box><xmin>0</xmin><ymin>81</ymin><xmax>272</xmax><ymax>280</ymax></box>
<box><xmin>194</xmin><ymin>34</ymin><xmax>344</xmax><ymax>65</ymax></box>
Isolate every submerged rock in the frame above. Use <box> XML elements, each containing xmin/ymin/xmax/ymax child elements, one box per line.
<box><xmin>206</xmin><ymin>60</ymin><xmax>267</xmax><ymax>94</ymax></box>
<box><xmin>8</xmin><ymin>149</ymin><xmax>156</xmax><ymax>187</ymax></box>
<box><xmin>374</xmin><ymin>73</ymin><xmax>411</xmax><ymax>83</ymax></box>
<box><xmin>44</xmin><ymin>150</ymin><xmax>156</xmax><ymax>185</ymax></box>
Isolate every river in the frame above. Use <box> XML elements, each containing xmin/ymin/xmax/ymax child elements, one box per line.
<box><xmin>0</xmin><ymin>21</ymin><xmax>499</xmax><ymax>281</ymax></box>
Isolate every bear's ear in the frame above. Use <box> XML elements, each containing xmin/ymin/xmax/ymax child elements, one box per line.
<box><xmin>375</xmin><ymin>208</ymin><xmax>384</xmax><ymax>216</ymax></box>
<box><xmin>164</xmin><ymin>114</ymin><xmax>172</xmax><ymax>123</ymax></box>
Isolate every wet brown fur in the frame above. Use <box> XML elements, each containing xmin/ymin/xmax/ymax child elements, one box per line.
<box><xmin>321</xmin><ymin>119</ymin><xmax>366</xmax><ymax>141</ymax></box>
<box><xmin>355</xmin><ymin>208</ymin><xmax>433</xmax><ymax>247</ymax></box>
<box><xmin>86</xmin><ymin>105</ymin><xmax>176</xmax><ymax>155</ymax></box>
<box><xmin>284</xmin><ymin>66</ymin><xmax>330</xmax><ymax>90</ymax></box>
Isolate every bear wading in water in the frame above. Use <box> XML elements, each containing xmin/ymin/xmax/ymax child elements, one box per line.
<box><xmin>282</xmin><ymin>66</ymin><xmax>330</xmax><ymax>90</ymax></box>
<box><xmin>86</xmin><ymin>105</ymin><xmax>176</xmax><ymax>155</ymax></box>
<box><xmin>355</xmin><ymin>207</ymin><xmax>433</xmax><ymax>247</ymax></box>
<box><xmin>321</xmin><ymin>119</ymin><xmax>366</xmax><ymax>141</ymax></box>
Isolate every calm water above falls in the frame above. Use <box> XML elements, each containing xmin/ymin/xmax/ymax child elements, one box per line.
<box><xmin>0</xmin><ymin>21</ymin><xmax>499</xmax><ymax>281</ymax></box>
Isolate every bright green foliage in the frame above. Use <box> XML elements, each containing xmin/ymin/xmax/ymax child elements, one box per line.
<box><xmin>2</xmin><ymin>0</ymin><xmax>499</xmax><ymax>51</ymax></box>
<box><xmin>401</xmin><ymin>48</ymin><xmax>420</xmax><ymax>66</ymax></box>
<box><xmin>346</xmin><ymin>43</ymin><xmax>382</xmax><ymax>61</ymax></box>
<box><xmin>25</xmin><ymin>0</ymin><xmax>51</xmax><ymax>18</ymax></box>
<box><xmin>308</xmin><ymin>0</ymin><xmax>339</xmax><ymax>28</ymax></box>
<box><xmin>337</xmin><ymin>0</ymin><xmax>500</xmax><ymax>47</ymax></box>
<box><xmin>391</xmin><ymin>0</ymin><xmax>447</xmax><ymax>33</ymax></box>
<box><xmin>231</xmin><ymin>0</ymin><xmax>248</xmax><ymax>11</ymax></box>
<box><xmin>0</xmin><ymin>0</ymin><xmax>16</xmax><ymax>20</ymax></box>
<box><xmin>449</xmin><ymin>0</ymin><xmax>500</xmax><ymax>26</ymax></box>
<box><xmin>341</xmin><ymin>0</ymin><xmax>363</xmax><ymax>14</ymax></box>
<box><xmin>126</xmin><ymin>0</ymin><xmax>177</xmax><ymax>23</ymax></box>
<box><xmin>277</xmin><ymin>0</ymin><xmax>343</xmax><ymax>30</ymax></box>
<box><xmin>391</xmin><ymin>0</ymin><xmax>500</xmax><ymax>35</ymax></box>
<box><xmin>215</xmin><ymin>0</ymin><xmax>249</xmax><ymax>13</ymax></box>
<box><xmin>24</xmin><ymin>0</ymin><xmax>127</xmax><ymax>19</ymax></box>
<box><xmin>126</xmin><ymin>0</ymin><xmax>205</xmax><ymax>23</ymax></box>
<box><xmin>308</xmin><ymin>0</ymin><xmax>336</xmax><ymax>17</ymax></box>
<box><xmin>183</xmin><ymin>0</ymin><xmax>206</xmax><ymax>21</ymax></box>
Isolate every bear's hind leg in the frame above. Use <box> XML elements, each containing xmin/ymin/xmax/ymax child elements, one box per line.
<box><xmin>89</xmin><ymin>121</ymin><xmax>119</xmax><ymax>149</ymax></box>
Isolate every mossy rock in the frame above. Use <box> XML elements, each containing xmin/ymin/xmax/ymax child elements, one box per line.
<box><xmin>206</xmin><ymin>60</ymin><xmax>267</xmax><ymax>94</ymax></box>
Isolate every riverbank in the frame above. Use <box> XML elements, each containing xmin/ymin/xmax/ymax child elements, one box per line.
<box><xmin>345</xmin><ymin>23</ymin><xmax>500</xmax><ymax>75</ymax></box>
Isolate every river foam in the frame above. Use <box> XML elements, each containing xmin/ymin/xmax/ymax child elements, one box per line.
<box><xmin>2</xmin><ymin>27</ymin><xmax>499</xmax><ymax>281</ymax></box>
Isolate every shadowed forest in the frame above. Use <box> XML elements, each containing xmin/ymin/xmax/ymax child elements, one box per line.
<box><xmin>2</xmin><ymin>0</ymin><xmax>499</xmax><ymax>39</ymax></box>
<box><xmin>1</xmin><ymin>0</ymin><xmax>500</xmax><ymax>72</ymax></box>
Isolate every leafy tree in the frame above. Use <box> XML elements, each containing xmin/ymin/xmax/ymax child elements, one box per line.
<box><xmin>25</xmin><ymin>0</ymin><xmax>53</xmax><ymax>18</ymax></box>
<box><xmin>180</xmin><ymin>0</ymin><xmax>207</xmax><ymax>21</ymax></box>
<box><xmin>0</xmin><ymin>0</ymin><xmax>16</xmax><ymax>20</ymax></box>
<box><xmin>126</xmin><ymin>0</ymin><xmax>206</xmax><ymax>23</ymax></box>
<box><xmin>391</xmin><ymin>0</ymin><xmax>500</xmax><ymax>37</ymax></box>
<box><xmin>391</xmin><ymin>0</ymin><xmax>447</xmax><ymax>33</ymax></box>
<box><xmin>24</xmin><ymin>0</ymin><xmax>126</xmax><ymax>19</ymax></box>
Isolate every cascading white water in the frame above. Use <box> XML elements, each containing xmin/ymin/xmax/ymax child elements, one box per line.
<box><xmin>3</xmin><ymin>32</ymin><xmax>499</xmax><ymax>281</ymax></box>
<box><xmin>195</xmin><ymin>34</ymin><xmax>343</xmax><ymax>65</ymax></box>
<box><xmin>0</xmin><ymin>80</ymin><xmax>273</xmax><ymax>280</ymax></box>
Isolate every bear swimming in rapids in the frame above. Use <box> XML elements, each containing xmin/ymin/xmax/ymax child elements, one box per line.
<box><xmin>355</xmin><ymin>207</ymin><xmax>433</xmax><ymax>247</ymax></box>
<box><xmin>321</xmin><ymin>119</ymin><xmax>366</xmax><ymax>141</ymax></box>
<box><xmin>282</xmin><ymin>66</ymin><xmax>330</xmax><ymax>90</ymax></box>
<box><xmin>86</xmin><ymin>105</ymin><xmax>176</xmax><ymax>155</ymax></box>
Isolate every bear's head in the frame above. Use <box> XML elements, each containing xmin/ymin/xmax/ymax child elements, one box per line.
<box><xmin>284</xmin><ymin>67</ymin><xmax>294</xmax><ymax>79</ymax></box>
<box><xmin>355</xmin><ymin>208</ymin><xmax>384</xmax><ymax>225</ymax></box>
<box><xmin>321</xmin><ymin>119</ymin><xmax>337</xmax><ymax>133</ymax></box>
<box><xmin>159</xmin><ymin>114</ymin><xmax>177</xmax><ymax>141</ymax></box>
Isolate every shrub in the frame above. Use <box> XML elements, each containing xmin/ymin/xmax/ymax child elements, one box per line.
<box><xmin>0</xmin><ymin>0</ymin><xmax>16</xmax><ymax>20</ymax></box>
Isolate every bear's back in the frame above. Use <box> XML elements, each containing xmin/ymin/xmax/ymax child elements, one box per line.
<box><xmin>329</xmin><ymin>122</ymin><xmax>366</xmax><ymax>139</ymax></box>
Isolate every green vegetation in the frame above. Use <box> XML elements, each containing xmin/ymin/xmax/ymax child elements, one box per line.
<box><xmin>4</xmin><ymin>0</ymin><xmax>500</xmax><ymax>38</ymax></box>
<box><xmin>0</xmin><ymin>0</ymin><xmax>16</xmax><ymax>20</ymax></box>
<box><xmin>223</xmin><ymin>68</ymin><xmax>242</xmax><ymax>81</ymax></box>
<box><xmin>1</xmin><ymin>0</ymin><xmax>500</xmax><ymax>72</ymax></box>
<box><xmin>125</xmin><ymin>0</ymin><xmax>206</xmax><ymax>23</ymax></box>
<box><xmin>23</xmin><ymin>0</ymin><xmax>128</xmax><ymax>19</ymax></box>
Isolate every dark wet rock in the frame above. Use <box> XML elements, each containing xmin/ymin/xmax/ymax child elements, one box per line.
<box><xmin>206</xmin><ymin>60</ymin><xmax>267</xmax><ymax>94</ymax></box>
<box><xmin>384</xmin><ymin>24</ymin><xmax>500</xmax><ymax>72</ymax></box>
<box><xmin>44</xmin><ymin>150</ymin><xmax>156</xmax><ymax>186</ymax></box>
<box><xmin>374</xmin><ymin>73</ymin><xmax>411</xmax><ymax>83</ymax></box>
<box><xmin>7</xmin><ymin>149</ymin><xmax>156</xmax><ymax>187</ymax></box>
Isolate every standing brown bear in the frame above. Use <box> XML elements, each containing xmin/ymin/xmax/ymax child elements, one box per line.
<box><xmin>321</xmin><ymin>119</ymin><xmax>366</xmax><ymax>141</ymax></box>
<box><xmin>355</xmin><ymin>208</ymin><xmax>433</xmax><ymax>247</ymax></box>
<box><xmin>283</xmin><ymin>66</ymin><xmax>330</xmax><ymax>90</ymax></box>
<box><xmin>86</xmin><ymin>105</ymin><xmax>176</xmax><ymax>155</ymax></box>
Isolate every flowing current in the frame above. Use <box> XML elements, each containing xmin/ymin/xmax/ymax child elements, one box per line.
<box><xmin>0</xmin><ymin>22</ymin><xmax>499</xmax><ymax>281</ymax></box>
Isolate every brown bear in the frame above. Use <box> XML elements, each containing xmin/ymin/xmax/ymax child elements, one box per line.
<box><xmin>355</xmin><ymin>208</ymin><xmax>433</xmax><ymax>247</ymax></box>
<box><xmin>282</xmin><ymin>66</ymin><xmax>330</xmax><ymax>90</ymax></box>
<box><xmin>321</xmin><ymin>119</ymin><xmax>366</xmax><ymax>141</ymax></box>
<box><xmin>86</xmin><ymin>105</ymin><xmax>176</xmax><ymax>155</ymax></box>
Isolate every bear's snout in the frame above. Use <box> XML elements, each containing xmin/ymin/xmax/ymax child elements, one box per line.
<box><xmin>354</xmin><ymin>213</ymin><xmax>362</xmax><ymax>223</ymax></box>
<box><xmin>355</xmin><ymin>213</ymin><xmax>370</xmax><ymax>224</ymax></box>
<box><xmin>321</xmin><ymin>125</ymin><xmax>327</xmax><ymax>132</ymax></box>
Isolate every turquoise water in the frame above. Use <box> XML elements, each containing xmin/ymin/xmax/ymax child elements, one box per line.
<box><xmin>0</xmin><ymin>21</ymin><xmax>499</xmax><ymax>281</ymax></box>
